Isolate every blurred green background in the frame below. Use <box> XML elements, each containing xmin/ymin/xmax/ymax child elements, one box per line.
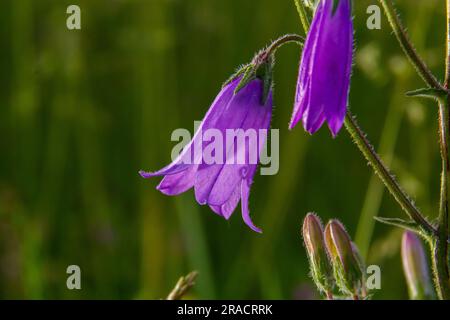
<box><xmin>0</xmin><ymin>0</ymin><xmax>446</xmax><ymax>299</ymax></box>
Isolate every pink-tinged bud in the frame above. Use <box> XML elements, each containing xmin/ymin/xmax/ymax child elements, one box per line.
<box><xmin>324</xmin><ymin>220</ymin><xmax>365</xmax><ymax>298</ymax></box>
<box><xmin>302</xmin><ymin>213</ymin><xmax>334</xmax><ymax>295</ymax></box>
<box><xmin>401</xmin><ymin>231</ymin><xmax>435</xmax><ymax>300</ymax></box>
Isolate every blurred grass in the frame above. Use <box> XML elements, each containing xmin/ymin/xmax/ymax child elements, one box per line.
<box><xmin>0</xmin><ymin>0</ymin><xmax>446</xmax><ymax>299</ymax></box>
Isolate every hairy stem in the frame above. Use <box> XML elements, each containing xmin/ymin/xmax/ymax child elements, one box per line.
<box><xmin>432</xmin><ymin>0</ymin><xmax>450</xmax><ymax>300</ymax></box>
<box><xmin>378</xmin><ymin>0</ymin><xmax>443</xmax><ymax>90</ymax></box>
<box><xmin>344</xmin><ymin>112</ymin><xmax>434</xmax><ymax>235</ymax></box>
<box><xmin>294</xmin><ymin>0</ymin><xmax>311</xmax><ymax>33</ymax></box>
<box><xmin>263</xmin><ymin>34</ymin><xmax>304</xmax><ymax>60</ymax></box>
<box><xmin>446</xmin><ymin>0</ymin><xmax>450</xmax><ymax>89</ymax></box>
<box><xmin>379</xmin><ymin>0</ymin><xmax>450</xmax><ymax>299</ymax></box>
<box><xmin>433</xmin><ymin>100</ymin><xmax>450</xmax><ymax>299</ymax></box>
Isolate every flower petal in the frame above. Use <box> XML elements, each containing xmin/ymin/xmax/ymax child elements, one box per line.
<box><xmin>241</xmin><ymin>178</ymin><xmax>262</xmax><ymax>233</ymax></box>
<box><xmin>207</xmin><ymin>90</ymin><xmax>272</xmax><ymax>206</ymax></box>
<box><xmin>291</xmin><ymin>0</ymin><xmax>353</xmax><ymax>136</ymax></box>
<box><xmin>289</xmin><ymin>0</ymin><xmax>326</xmax><ymax>130</ymax></box>
<box><xmin>194</xmin><ymin>79</ymin><xmax>262</xmax><ymax>204</ymax></box>
<box><xmin>208</xmin><ymin>184</ymin><xmax>241</xmax><ymax>219</ymax></box>
<box><xmin>321</xmin><ymin>0</ymin><xmax>352</xmax><ymax>136</ymax></box>
<box><xmin>156</xmin><ymin>165</ymin><xmax>198</xmax><ymax>195</ymax></box>
<box><xmin>140</xmin><ymin>77</ymin><xmax>241</xmax><ymax>179</ymax></box>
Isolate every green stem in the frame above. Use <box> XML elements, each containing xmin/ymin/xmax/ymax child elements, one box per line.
<box><xmin>434</xmin><ymin>100</ymin><xmax>450</xmax><ymax>299</ymax></box>
<box><xmin>263</xmin><ymin>34</ymin><xmax>304</xmax><ymax>60</ymax></box>
<box><xmin>294</xmin><ymin>0</ymin><xmax>310</xmax><ymax>33</ymax></box>
<box><xmin>378</xmin><ymin>0</ymin><xmax>443</xmax><ymax>90</ymax></box>
<box><xmin>446</xmin><ymin>0</ymin><xmax>450</xmax><ymax>89</ymax></box>
<box><xmin>344</xmin><ymin>112</ymin><xmax>434</xmax><ymax>235</ymax></box>
<box><xmin>433</xmin><ymin>0</ymin><xmax>450</xmax><ymax>300</ymax></box>
<box><xmin>380</xmin><ymin>0</ymin><xmax>450</xmax><ymax>299</ymax></box>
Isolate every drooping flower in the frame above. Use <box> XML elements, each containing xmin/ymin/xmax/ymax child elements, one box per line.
<box><xmin>290</xmin><ymin>0</ymin><xmax>353</xmax><ymax>136</ymax></box>
<box><xmin>139</xmin><ymin>66</ymin><xmax>273</xmax><ymax>233</ymax></box>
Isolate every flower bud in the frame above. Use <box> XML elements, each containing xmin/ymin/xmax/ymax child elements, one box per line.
<box><xmin>302</xmin><ymin>213</ymin><xmax>334</xmax><ymax>296</ymax></box>
<box><xmin>401</xmin><ymin>231</ymin><xmax>435</xmax><ymax>300</ymax></box>
<box><xmin>324</xmin><ymin>220</ymin><xmax>365</xmax><ymax>298</ymax></box>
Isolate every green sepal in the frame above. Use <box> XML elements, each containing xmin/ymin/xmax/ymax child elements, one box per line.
<box><xmin>223</xmin><ymin>64</ymin><xmax>251</xmax><ymax>88</ymax></box>
<box><xmin>405</xmin><ymin>87</ymin><xmax>448</xmax><ymax>101</ymax></box>
<box><xmin>232</xmin><ymin>58</ymin><xmax>274</xmax><ymax>105</ymax></box>
<box><xmin>233</xmin><ymin>65</ymin><xmax>255</xmax><ymax>95</ymax></box>
<box><xmin>256</xmin><ymin>57</ymin><xmax>274</xmax><ymax>105</ymax></box>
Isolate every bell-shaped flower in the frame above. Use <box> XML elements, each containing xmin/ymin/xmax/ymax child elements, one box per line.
<box><xmin>140</xmin><ymin>64</ymin><xmax>273</xmax><ymax>232</ymax></box>
<box><xmin>290</xmin><ymin>0</ymin><xmax>353</xmax><ymax>136</ymax></box>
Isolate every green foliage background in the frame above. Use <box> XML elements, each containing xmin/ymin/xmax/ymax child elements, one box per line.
<box><xmin>0</xmin><ymin>0</ymin><xmax>445</xmax><ymax>299</ymax></box>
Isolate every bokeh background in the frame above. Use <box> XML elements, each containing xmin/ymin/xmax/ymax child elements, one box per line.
<box><xmin>0</xmin><ymin>0</ymin><xmax>446</xmax><ymax>299</ymax></box>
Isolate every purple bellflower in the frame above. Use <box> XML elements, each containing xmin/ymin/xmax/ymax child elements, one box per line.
<box><xmin>139</xmin><ymin>61</ymin><xmax>273</xmax><ymax>233</ymax></box>
<box><xmin>289</xmin><ymin>0</ymin><xmax>353</xmax><ymax>136</ymax></box>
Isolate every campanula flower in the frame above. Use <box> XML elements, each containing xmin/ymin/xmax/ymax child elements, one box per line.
<box><xmin>140</xmin><ymin>70</ymin><xmax>273</xmax><ymax>233</ymax></box>
<box><xmin>290</xmin><ymin>0</ymin><xmax>353</xmax><ymax>136</ymax></box>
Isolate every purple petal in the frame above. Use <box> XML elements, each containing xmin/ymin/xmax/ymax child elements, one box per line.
<box><xmin>291</xmin><ymin>0</ymin><xmax>353</xmax><ymax>136</ymax></box>
<box><xmin>156</xmin><ymin>165</ymin><xmax>198</xmax><ymax>195</ymax></box>
<box><xmin>207</xmin><ymin>88</ymin><xmax>272</xmax><ymax>206</ymax></box>
<box><xmin>139</xmin><ymin>77</ymin><xmax>241</xmax><ymax>180</ymax></box>
<box><xmin>208</xmin><ymin>184</ymin><xmax>241</xmax><ymax>219</ymax></box>
<box><xmin>209</xmin><ymin>204</ymin><xmax>223</xmax><ymax>216</ymax></box>
<box><xmin>241</xmin><ymin>178</ymin><xmax>262</xmax><ymax>233</ymax></box>
<box><xmin>194</xmin><ymin>79</ymin><xmax>264</xmax><ymax>205</ymax></box>
<box><xmin>319</xmin><ymin>0</ymin><xmax>352</xmax><ymax>136</ymax></box>
<box><xmin>139</xmin><ymin>163</ymin><xmax>191</xmax><ymax>179</ymax></box>
<box><xmin>289</xmin><ymin>0</ymin><xmax>326</xmax><ymax>130</ymax></box>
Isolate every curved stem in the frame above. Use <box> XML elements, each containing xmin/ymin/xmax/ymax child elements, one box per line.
<box><xmin>378</xmin><ymin>0</ymin><xmax>443</xmax><ymax>90</ymax></box>
<box><xmin>262</xmin><ymin>34</ymin><xmax>304</xmax><ymax>60</ymax></box>
<box><xmin>344</xmin><ymin>112</ymin><xmax>435</xmax><ymax>235</ymax></box>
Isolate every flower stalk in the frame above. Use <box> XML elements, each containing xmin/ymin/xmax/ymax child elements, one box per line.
<box><xmin>294</xmin><ymin>0</ymin><xmax>311</xmax><ymax>33</ymax></box>
<box><xmin>431</xmin><ymin>0</ymin><xmax>450</xmax><ymax>300</ymax></box>
<box><xmin>343</xmin><ymin>113</ymin><xmax>435</xmax><ymax>235</ymax></box>
<box><xmin>293</xmin><ymin>0</ymin><xmax>433</xmax><ymax>236</ymax></box>
<box><xmin>432</xmin><ymin>99</ymin><xmax>450</xmax><ymax>300</ymax></box>
<box><xmin>262</xmin><ymin>34</ymin><xmax>304</xmax><ymax>60</ymax></box>
<box><xmin>378</xmin><ymin>0</ymin><xmax>443</xmax><ymax>90</ymax></box>
<box><xmin>295</xmin><ymin>0</ymin><xmax>442</xmax><ymax>298</ymax></box>
<box><xmin>378</xmin><ymin>0</ymin><xmax>450</xmax><ymax>299</ymax></box>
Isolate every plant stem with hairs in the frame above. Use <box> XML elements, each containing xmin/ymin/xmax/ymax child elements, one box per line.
<box><xmin>432</xmin><ymin>0</ymin><xmax>450</xmax><ymax>300</ymax></box>
<box><xmin>378</xmin><ymin>0</ymin><xmax>443</xmax><ymax>90</ymax></box>
<box><xmin>295</xmin><ymin>1</ymin><xmax>434</xmax><ymax>233</ymax></box>
<box><xmin>293</xmin><ymin>0</ymin><xmax>435</xmax><ymax>257</ymax></box>
<box><xmin>343</xmin><ymin>114</ymin><xmax>435</xmax><ymax>236</ymax></box>
<box><xmin>378</xmin><ymin>0</ymin><xmax>450</xmax><ymax>299</ymax></box>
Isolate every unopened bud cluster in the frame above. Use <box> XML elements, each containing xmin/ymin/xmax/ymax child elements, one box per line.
<box><xmin>302</xmin><ymin>213</ymin><xmax>366</xmax><ymax>299</ymax></box>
